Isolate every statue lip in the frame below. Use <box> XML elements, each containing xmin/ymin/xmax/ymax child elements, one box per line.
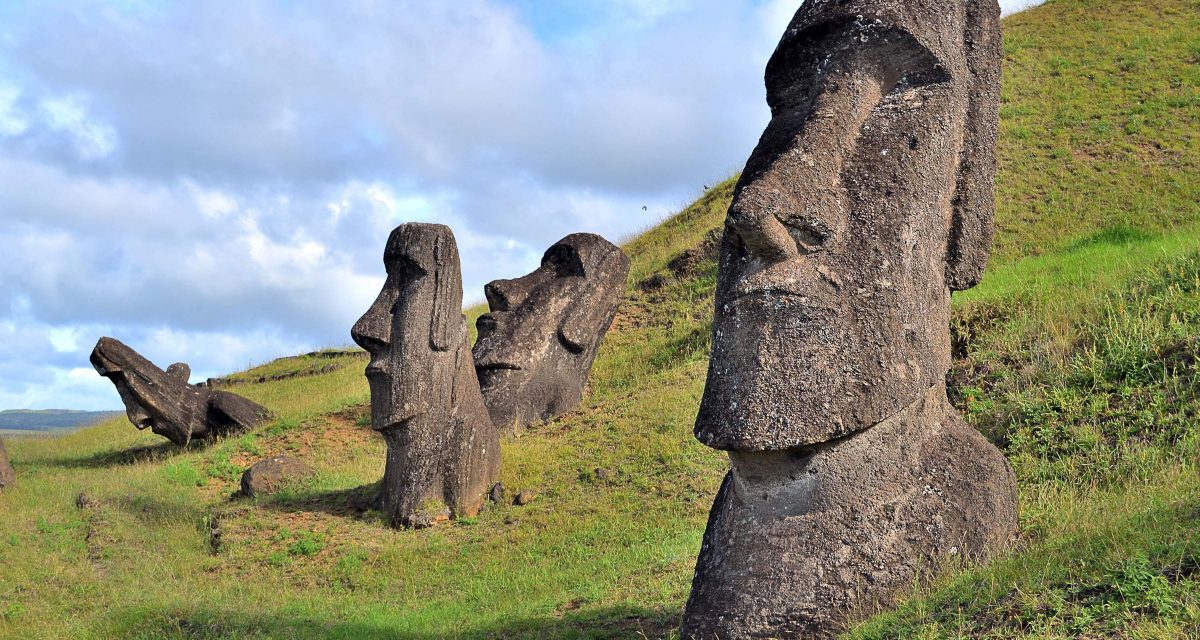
<box><xmin>475</xmin><ymin>313</ymin><xmax>502</xmax><ymax>332</ymax></box>
<box><xmin>364</xmin><ymin>364</ymin><xmax>388</xmax><ymax>378</ymax></box>
<box><xmin>728</xmin><ymin>287</ymin><xmax>829</xmax><ymax>307</ymax></box>
<box><xmin>134</xmin><ymin>417</ymin><xmax>154</xmax><ymax>430</ymax></box>
<box><xmin>476</xmin><ymin>361</ymin><xmax>523</xmax><ymax>372</ymax></box>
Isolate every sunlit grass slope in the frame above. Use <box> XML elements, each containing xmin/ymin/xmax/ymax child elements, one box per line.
<box><xmin>1</xmin><ymin>0</ymin><xmax>1198</xmax><ymax>637</ymax></box>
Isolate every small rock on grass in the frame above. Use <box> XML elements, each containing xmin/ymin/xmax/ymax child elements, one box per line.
<box><xmin>513</xmin><ymin>491</ymin><xmax>536</xmax><ymax>506</ymax></box>
<box><xmin>241</xmin><ymin>455</ymin><xmax>316</xmax><ymax>498</ymax></box>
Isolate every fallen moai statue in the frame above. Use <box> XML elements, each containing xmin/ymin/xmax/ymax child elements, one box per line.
<box><xmin>90</xmin><ymin>337</ymin><xmax>271</xmax><ymax>446</ymax></box>
<box><xmin>681</xmin><ymin>0</ymin><xmax>1018</xmax><ymax>637</ymax></box>
<box><xmin>352</xmin><ymin>223</ymin><xmax>501</xmax><ymax>529</ymax></box>
<box><xmin>473</xmin><ymin>233</ymin><xmax>629</xmax><ymax>431</ymax></box>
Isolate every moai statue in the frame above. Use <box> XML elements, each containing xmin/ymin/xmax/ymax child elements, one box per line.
<box><xmin>0</xmin><ymin>440</ymin><xmax>14</xmax><ymax>489</ymax></box>
<box><xmin>352</xmin><ymin>223</ymin><xmax>501</xmax><ymax>529</ymax></box>
<box><xmin>681</xmin><ymin>0</ymin><xmax>1018</xmax><ymax>637</ymax></box>
<box><xmin>473</xmin><ymin>234</ymin><xmax>630</xmax><ymax>431</ymax></box>
<box><xmin>91</xmin><ymin>337</ymin><xmax>271</xmax><ymax>447</ymax></box>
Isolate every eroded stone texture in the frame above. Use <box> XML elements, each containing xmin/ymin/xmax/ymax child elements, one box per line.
<box><xmin>473</xmin><ymin>234</ymin><xmax>629</xmax><ymax>431</ymax></box>
<box><xmin>90</xmin><ymin>337</ymin><xmax>271</xmax><ymax>447</ymax></box>
<box><xmin>0</xmin><ymin>440</ymin><xmax>14</xmax><ymax>489</ymax></box>
<box><xmin>352</xmin><ymin>223</ymin><xmax>501</xmax><ymax>529</ymax></box>
<box><xmin>681</xmin><ymin>1</ymin><xmax>1016</xmax><ymax>637</ymax></box>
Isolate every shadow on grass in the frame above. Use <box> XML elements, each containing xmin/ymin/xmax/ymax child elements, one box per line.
<box><xmin>115</xmin><ymin>604</ymin><xmax>680</xmax><ymax>639</ymax></box>
<box><xmin>258</xmin><ymin>481</ymin><xmax>382</xmax><ymax>520</ymax></box>
<box><xmin>44</xmin><ymin>440</ymin><xmax>206</xmax><ymax>469</ymax></box>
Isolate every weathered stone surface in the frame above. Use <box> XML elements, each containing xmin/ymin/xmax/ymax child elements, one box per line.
<box><xmin>352</xmin><ymin>223</ymin><xmax>501</xmax><ymax>529</ymax></box>
<box><xmin>474</xmin><ymin>234</ymin><xmax>629</xmax><ymax>431</ymax></box>
<box><xmin>90</xmin><ymin>337</ymin><xmax>271</xmax><ymax>447</ymax></box>
<box><xmin>681</xmin><ymin>1</ymin><xmax>1017</xmax><ymax>637</ymax></box>
<box><xmin>0</xmin><ymin>440</ymin><xmax>14</xmax><ymax>489</ymax></box>
<box><xmin>684</xmin><ymin>388</ymin><xmax>1016</xmax><ymax>637</ymax></box>
<box><xmin>513</xmin><ymin>491</ymin><xmax>535</xmax><ymax>506</ymax></box>
<box><xmin>241</xmin><ymin>456</ymin><xmax>316</xmax><ymax>497</ymax></box>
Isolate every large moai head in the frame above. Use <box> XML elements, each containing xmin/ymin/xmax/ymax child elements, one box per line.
<box><xmin>352</xmin><ymin>223</ymin><xmax>465</xmax><ymax>436</ymax></box>
<box><xmin>682</xmin><ymin>1</ymin><xmax>1013</xmax><ymax>637</ymax></box>
<box><xmin>473</xmin><ymin>233</ymin><xmax>629</xmax><ymax>430</ymax></box>
<box><xmin>91</xmin><ymin>337</ymin><xmax>206</xmax><ymax>445</ymax></box>
<box><xmin>91</xmin><ymin>337</ymin><xmax>271</xmax><ymax>446</ymax></box>
<box><xmin>694</xmin><ymin>0</ymin><xmax>1001</xmax><ymax>452</ymax></box>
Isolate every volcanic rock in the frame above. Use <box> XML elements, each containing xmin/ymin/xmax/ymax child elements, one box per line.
<box><xmin>90</xmin><ymin>337</ymin><xmax>271</xmax><ymax>446</ymax></box>
<box><xmin>241</xmin><ymin>455</ymin><xmax>316</xmax><ymax>497</ymax></box>
<box><xmin>681</xmin><ymin>1</ymin><xmax>1017</xmax><ymax>637</ymax></box>
<box><xmin>351</xmin><ymin>223</ymin><xmax>501</xmax><ymax>529</ymax></box>
<box><xmin>474</xmin><ymin>234</ymin><xmax>629</xmax><ymax>432</ymax></box>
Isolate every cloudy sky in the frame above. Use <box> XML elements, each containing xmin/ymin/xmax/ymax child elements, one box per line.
<box><xmin>0</xmin><ymin>0</ymin><xmax>1042</xmax><ymax>411</ymax></box>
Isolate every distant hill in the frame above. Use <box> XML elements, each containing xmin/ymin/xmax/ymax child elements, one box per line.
<box><xmin>0</xmin><ymin>409</ymin><xmax>123</xmax><ymax>432</ymax></box>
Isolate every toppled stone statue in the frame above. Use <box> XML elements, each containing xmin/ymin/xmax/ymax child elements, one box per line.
<box><xmin>681</xmin><ymin>0</ymin><xmax>1018</xmax><ymax>637</ymax></box>
<box><xmin>352</xmin><ymin>223</ymin><xmax>501</xmax><ymax>529</ymax></box>
<box><xmin>473</xmin><ymin>234</ymin><xmax>629</xmax><ymax>431</ymax></box>
<box><xmin>0</xmin><ymin>440</ymin><xmax>14</xmax><ymax>489</ymax></box>
<box><xmin>91</xmin><ymin>337</ymin><xmax>271</xmax><ymax>447</ymax></box>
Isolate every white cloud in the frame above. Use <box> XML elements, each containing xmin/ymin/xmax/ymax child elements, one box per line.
<box><xmin>38</xmin><ymin>94</ymin><xmax>118</xmax><ymax>161</ymax></box>
<box><xmin>0</xmin><ymin>84</ymin><xmax>27</xmax><ymax>136</ymax></box>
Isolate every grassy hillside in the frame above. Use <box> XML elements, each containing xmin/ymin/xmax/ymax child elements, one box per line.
<box><xmin>1</xmin><ymin>0</ymin><xmax>1198</xmax><ymax>637</ymax></box>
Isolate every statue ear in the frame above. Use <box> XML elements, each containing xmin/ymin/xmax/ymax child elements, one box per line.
<box><xmin>166</xmin><ymin>363</ymin><xmax>191</xmax><ymax>384</ymax></box>
<box><xmin>558</xmin><ymin>250</ymin><xmax>630</xmax><ymax>353</ymax></box>
<box><xmin>945</xmin><ymin>0</ymin><xmax>1001</xmax><ymax>291</ymax></box>
<box><xmin>429</xmin><ymin>232</ymin><xmax>463</xmax><ymax>352</ymax></box>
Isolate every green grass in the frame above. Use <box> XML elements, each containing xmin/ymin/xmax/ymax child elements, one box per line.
<box><xmin>2</xmin><ymin>0</ymin><xmax>1200</xmax><ymax>637</ymax></box>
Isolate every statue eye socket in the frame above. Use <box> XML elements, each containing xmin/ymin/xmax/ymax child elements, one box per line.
<box><xmin>543</xmin><ymin>245</ymin><xmax>585</xmax><ymax>278</ymax></box>
<box><xmin>386</xmin><ymin>255</ymin><xmax>427</xmax><ymax>281</ymax></box>
<box><xmin>398</xmin><ymin>256</ymin><xmax>427</xmax><ymax>277</ymax></box>
<box><xmin>781</xmin><ymin>215</ymin><xmax>831</xmax><ymax>254</ymax></box>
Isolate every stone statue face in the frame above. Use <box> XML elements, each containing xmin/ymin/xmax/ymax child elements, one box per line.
<box><xmin>351</xmin><ymin>223</ymin><xmax>464</xmax><ymax>433</ymax></box>
<box><xmin>473</xmin><ymin>233</ymin><xmax>628</xmax><ymax>428</ymax></box>
<box><xmin>694</xmin><ymin>2</ymin><xmax>998</xmax><ymax>451</ymax></box>
<box><xmin>90</xmin><ymin>337</ymin><xmax>198</xmax><ymax>444</ymax></box>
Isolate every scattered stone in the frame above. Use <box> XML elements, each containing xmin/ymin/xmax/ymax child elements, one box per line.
<box><xmin>240</xmin><ymin>455</ymin><xmax>316</xmax><ymax>498</ymax></box>
<box><xmin>488</xmin><ymin>482</ymin><xmax>505</xmax><ymax>504</ymax></box>
<box><xmin>681</xmin><ymin>1</ymin><xmax>1017</xmax><ymax>638</ymax></box>
<box><xmin>90</xmin><ymin>337</ymin><xmax>272</xmax><ymax>446</ymax></box>
<box><xmin>513</xmin><ymin>491</ymin><xmax>536</xmax><ymax>506</ymax></box>
<box><xmin>504</xmin><ymin>516</ymin><xmax>518</xmax><ymax>525</ymax></box>
<box><xmin>75</xmin><ymin>493</ymin><xmax>98</xmax><ymax>510</ymax></box>
<box><xmin>594</xmin><ymin>468</ymin><xmax>612</xmax><ymax>482</ymax></box>
<box><xmin>0</xmin><ymin>440</ymin><xmax>13</xmax><ymax>489</ymax></box>
<box><xmin>352</xmin><ymin>223</ymin><xmax>501</xmax><ymax>529</ymax></box>
<box><xmin>474</xmin><ymin>234</ymin><xmax>630</xmax><ymax>432</ymax></box>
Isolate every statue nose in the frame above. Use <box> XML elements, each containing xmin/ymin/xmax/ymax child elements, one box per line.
<box><xmin>727</xmin><ymin>204</ymin><xmax>799</xmax><ymax>263</ymax></box>
<box><xmin>351</xmin><ymin>295</ymin><xmax>392</xmax><ymax>354</ymax></box>
<box><xmin>484</xmin><ymin>279</ymin><xmax>527</xmax><ymax>312</ymax></box>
